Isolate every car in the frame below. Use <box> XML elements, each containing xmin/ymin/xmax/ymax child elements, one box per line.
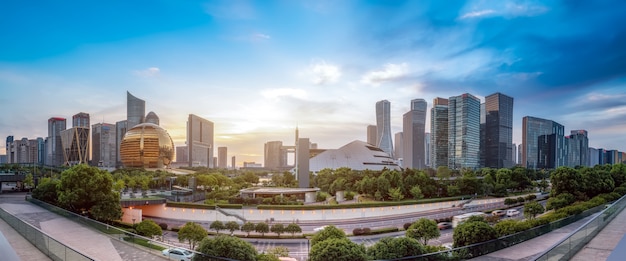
<box><xmin>313</xmin><ymin>225</ymin><xmax>329</xmax><ymax>232</ymax></box>
<box><xmin>492</xmin><ymin>210</ymin><xmax>506</xmax><ymax>216</ymax></box>
<box><xmin>437</xmin><ymin>222</ymin><xmax>452</xmax><ymax>230</ymax></box>
<box><xmin>506</xmin><ymin>209</ymin><xmax>520</xmax><ymax>217</ymax></box>
<box><xmin>162</xmin><ymin>248</ymin><xmax>194</xmax><ymax>261</ymax></box>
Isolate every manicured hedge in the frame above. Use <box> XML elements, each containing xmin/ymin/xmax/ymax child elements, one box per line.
<box><xmin>257</xmin><ymin>196</ymin><xmax>469</xmax><ymax>210</ymax></box>
<box><xmin>165</xmin><ymin>202</ymin><xmax>243</xmax><ymax>210</ymax></box>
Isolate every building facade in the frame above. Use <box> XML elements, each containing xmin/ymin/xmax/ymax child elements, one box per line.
<box><xmin>176</xmin><ymin>146</ymin><xmax>188</xmax><ymax>163</ymax></box>
<box><xmin>403</xmin><ymin>98</ymin><xmax>427</xmax><ymax>169</ymax></box>
<box><xmin>522</xmin><ymin>116</ymin><xmax>566</xmax><ymax>169</ymax></box>
<box><xmin>46</xmin><ymin>117</ymin><xmax>67</xmax><ymax>166</ymax></box>
<box><xmin>567</xmin><ymin>130</ymin><xmax>589</xmax><ymax>167</ymax></box>
<box><xmin>264</xmin><ymin>141</ymin><xmax>287</xmax><ymax>170</ymax></box>
<box><xmin>187</xmin><ymin>114</ymin><xmax>214</xmax><ymax>167</ymax></box>
<box><xmin>115</xmin><ymin>120</ymin><xmax>128</xmax><ymax>167</ymax></box>
<box><xmin>127</xmin><ymin>91</ymin><xmax>146</xmax><ymax>129</ymax></box>
<box><xmin>484</xmin><ymin>93</ymin><xmax>514</xmax><ymax>168</ymax></box>
<box><xmin>218</xmin><ymin>147</ymin><xmax>227</xmax><ymax>169</ymax></box>
<box><xmin>375</xmin><ymin>100</ymin><xmax>394</xmax><ymax>158</ymax></box>
<box><xmin>430</xmin><ymin>97</ymin><xmax>449</xmax><ymax>169</ymax></box>
<box><xmin>394</xmin><ymin>132</ymin><xmax>403</xmax><ymax>163</ymax></box>
<box><xmin>366</xmin><ymin>125</ymin><xmax>377</xmax><ymax>145</ymax></box>
<box><xmin>424</xmin><ymin>132</ymin><xmax>430</xmax><ymax>168</ymax></box>
<box><xmin>92</xmin><ymin>123</ymin><xmax>116</xmax><ymax>168</ymax></box>
<box><xmin>448</xmin><ymin>93</ymin><xmax>481</xmax><ymax>169</ymax></box>
<box><xmin>145</xmin><ymin>111</ymin><xmax>160</xmax><ymax>125</ymax></box>
<box><xmin>7</xmin><ymin>137</ymin><xmax>42</xmax><ymax>164</ymax></box>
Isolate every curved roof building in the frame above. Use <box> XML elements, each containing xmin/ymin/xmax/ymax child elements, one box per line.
<box><xmin>120</xmin><ymin>123</ymin><xmax>174</xmax><ymax>168</ymax></box>
<box><xmin>145</xmin><ymin>111</ymin><xmax>160</xmax><ymax>125</ymax></box>
<box><xmin>306</xmin><ymin>140</ymin><xmax>399</xmax><ymax>173</ymax></box>
<box><xmin>127</xmin><ymin>91</ymin><xmax>145</xmax><ymax>128</ymax></box>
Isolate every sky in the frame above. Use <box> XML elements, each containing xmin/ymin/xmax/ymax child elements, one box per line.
<box><xmin>1</xmin><ymin>0</ymin><xmax>626</xmax><ymax>166</ymax></box>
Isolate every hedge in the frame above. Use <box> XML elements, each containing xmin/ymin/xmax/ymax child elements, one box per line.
<box><xmin>257</xmin><ymin>196</ymin><xmax>469</xmax><ymax>210</ymax></box>
<box><xmin>165</xmin><ymin>202</ymin><xmax>243</xmax><ymax>210</ymax></box>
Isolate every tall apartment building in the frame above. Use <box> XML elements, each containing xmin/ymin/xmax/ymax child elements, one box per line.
<box><xmin>115</xmin><ymin>120</ymin><xmax>128</xmax><ymax>167</ymax></box>
<box><xmin>448</xmin><ymin>93</ymin><xmax>481</xmax><ymax>169</ymax></box>
<box><xmin>176</xmin><ymin>146</ymin><xmax>188</xmax><ymax>163</ymax></box>
<box><xmin>588</xmin><ymin>147</ymin><xmax>600</xmax><ymax>167</ymax></box>
<box><xmin>218</xmin><ymin>147</ymin><xmax>227</xmax><ymax>169</ymax></box>
<box><xmin>366</xmin><ymin>125</ymin><xmax>377</xmax><ymax>145</ymax></box>
<box><xmin>92</xmin><ymin>123</ymin><xmax>116</xmax><ymax>167</ymax></box>
<box><xmin>376</xmin><ymin>100</ymin><xmax>394</xmax><ymax>157</ymax></box>
<box><xmin>60</xmin><ymin>113</ymin><xmax>90</xmax><ymax>166</ymax></box>
<box><xmin>7</xmin><ymin>137</ymin><xmax>43</xmax><ymax>164</ymax></box>
<box><xmin>127</xmin><ymin>91</ymin><xmax>146</xmax><ymax>129</ymax></box>
<box><xmin>264</xmin><ymin>141</ymin><xmax>287</xmax><ymax>170</ymax></box>
<box><xmin>424</xmin><ymin>132</ymin><xmax>430</xmax><ymax>168</ymax></box>
<box><xmin>403</xmin><ymin>98</ymin><xmax>427</xmax><ymax>169</ymax></box>
<box><xmin>484</xmin><ymin>93</ymin><xmax>514</xmax><ymax>168</ymax></box>
<box><xmin>567</xmin><ymin>130</ymin><xmax>589</xmax><ymax>167</ymax></box>
<box><xmin>512</xmin><ymin>143</ymin><xmax>517</xmax><ymax>165</ymax></box>
<box><xmin>394</xmin><ymin>132</ymin><xmax>403</xmax><ymax>162</ymax></box>
<box><xmin>46</xmin><ymin>117</ymin><xmax>67</xmax><ymax>166</ymax></box>
<box><xmin>231</xmin><ymin>156</ymin><xmax>236</xmax><ymax>170</ymax></box>
<box><xmin>522</xmin><ymin>116</ymin><xmax>566</xmax><ymax>169</ymax></box>
<box><xmin>430</xmin><ymin>97</ymin><xmax>449</xmax><ymax>169</ymax></box>
<box><xmin>187</xmin><ymin>114</ymin><xmax>214</xmax><ymax>167</ymax></box>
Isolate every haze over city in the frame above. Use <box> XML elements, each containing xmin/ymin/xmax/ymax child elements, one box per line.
<box><xmin>1</xmin><ymin>0</ymin><xmax>625</xmax><ymax>166</ymax></box>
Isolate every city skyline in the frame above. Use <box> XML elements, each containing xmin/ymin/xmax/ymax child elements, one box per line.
<box><xmin>1</xmin><ymin>1</ymin><xmax>626</xmax><ymax>166</ymax></box>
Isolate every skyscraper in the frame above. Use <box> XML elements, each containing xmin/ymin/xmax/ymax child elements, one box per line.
<box><xmin>394</xmin><ymin>132</ymin><xmax>403</xmax><ymax>162</ymax></box>
<box><xmin>424</xmin><ymin>132</ymin><xmax>431</xmax><ymax>168</ymax></box>
<box><xmin>264</xmin><ymin>141</ymin><xmax>287</xmax><ymax>170</ymax></box>
<box><xmin>403</xmin><ymin>98</ymin><xmax>427</xmax><ymax>169</ymax></box>
<box><xmin>484</xmin><ymin>93</ymin><xmax>514</xmax><ymax>168</ymax></box>
<box><xmin>92</xmin><ymin>123</ymin><xmax>116</xmax><ymax>167</ymax></box>
<box><xmin>366</xmin><ymin>125</ymin><xmax>377</xmax><ymax>145</ymax></box>
<box><xmin>231</xmin><ymin>156</ymin><xmax>236</xmax><ymax>170</ymax></box>
<box><xmin>296</xmin><ymin>138</ymin><xmax>310</xmax><ymax>188</ymax></box>
<box><xmin>522</xmin><ymin>116</ymin><xmax>566</xmax><ymax>169</ymax></box>
<box><xmin>430</xmin><ymin>97</ymin><xmax>449</xmax><ymax>169</ymax></box>
<box><xmin>73</xmin><ymin>112</ymin><xmax>90</xmax><ymax>128</ymax></box>
<box><xmin>512</xmin><ymin>143</ymin><xmax>517</xmax><ymax>165</ymax></box>
<box><xmin>127</xmin><ymin>91</ymin><xmax>146</xmax><ymax>129</ymax></box>
<box><xmin>60</xmin><ymin>113</ymin><xmax>90</xmax><ymax>166</ymax></box>
<box><xmin>568</xmin><ymin>130</ymin><xmax>589</xmax><ymax>167</ymax></box>
<box><xmin>115</xmin><ymin>120</ymin><xmax>128</xmax><ymax>167</ymax></box>
<box><xmin>176</xmin><ymin>146</ymin><xmax>188</xmax><ymax>163</ymax></box>
<box><xmin>6</xmin><ymin>136</ymin><xmax>14</xmax><ymax>163</ymax></box>
<box><xmin>187</xmin><ymin>114</ymin><xmax>214</xmax><ymax>167</ymax></box>
<box><xmin>448</xmin><ymin>93</ymin><xmax>481</xmax><ymax>169</ymax></box>
<box><xmin>218</xmin><ymin>147</ymin><xmax>227</xmax><ymax>169</ymax></box>
<box><xmin>46</xmin><ymin>117</ymin><xmax>66</xmax><ymax>166</ymax></box>
<box><xmin>376</xmin><ymin>100</ymin><xmax>394</xmax><ymax>157</ymax></box>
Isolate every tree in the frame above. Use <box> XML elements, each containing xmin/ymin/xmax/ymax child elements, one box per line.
<box><xmin>310</xmin><ymin>238</ymin><xmax>367</xmax><ymax>261</ymax></box>
<box><xmin>225</xmin><ymin>221</ymin><xmax>240</xmax><ymax>235</ymax></box>
<box><xmin>524</xmin><ymin>202</ymin><xmax>545</xmax><ymax>219</ymax></box>
<box><xmin>255</xmin><ymin>222</ymin><xmax>269</xmax><ymax>236</ymax></box>
<box><xmin>210</xmin><ymin>220</ymin><xmax>225</xmax><ymax>234</ymax></box>
<box><xmin>31</xmin><ymin>178</ymin><xmax>59</xmax><ymax>204</ymax></box>
<box><xmin>367</xmin><ymin>237</ymin><xmax>425</xmax><ymax>260</ymax></box>
<box><xmin>388</xmin><ymin>187</ymin><xmax>404</xmax><ymax>201</ymax></box>
<box><xmin>409</xmin><ymin>186</ymin><xmax>424</xmax><ymax>200</ymax></box>
<box><xmin>310</xmin><ymin>225</ymin><xmax>346</xmax><ymax>246</ymax></box>
<box><xmin>494</xmin><ymin>219</ymin><xmax>521</xmax><ymax>237</ymax></box>
<box><xmin>56</xmin><ymin>164</ymin><xmax>122</xmax><ymax>221</ymax></box>
<box><xmin>406</xmin><ymin>218</ymin><xmax>440</xmax><ymax>245</ymax></box>
<box><xmin>195</xmin><ymin>235</ymin><xmax>257</xmax><ymax>261</ymax></box>
<box><xmin>23</xmin><ymin>173</ymin><xmax>34</xmax><ymax>192</ymax></box>
<box><xmin>178</xmin><ymin>222</ymin><xmax>207</xmax><ymax>249</ymax></box>
<box><xmin>241</xmin><ymin>222</ymin><xmax>255</xmax><ymax>237</ymax></box>
<box><xmin>286</xmin><ymin>223</ymin><xmax>302</xmax><ymax>237</ymax></box>
<box><xmin>453</xmin><ymin>220</ymin><xmax>497</xmax><ymax>247</ymax></box>
<box><xmin>270</xmin><ymin>223</ymin><xmax>285</xmax><ymax>237</ymax></box>
<box><xmin>266</xmin><ymin>246</ymin><xmax>289</xmax><ymax>257</ymax></box>
<box><xmin>135</xmin><ymin>219</ymin><xmax>162</xmax><ymax>237</ymax></box>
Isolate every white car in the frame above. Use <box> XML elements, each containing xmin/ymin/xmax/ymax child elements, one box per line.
<box><xmin>506</xmin><ymin>209</ymin><xmax>520</xmax><ymax>217</ymax></box>
<box><xmin>313</xmin><ymin>225</ymin><xmax>329</xmax><ymax>232</ymax></box>
<box><xmin>162</xmin><ymin>248</ymin><xmax>194</xmax><ymax>261</ymax></box>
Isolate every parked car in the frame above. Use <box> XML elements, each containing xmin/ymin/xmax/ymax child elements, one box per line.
<box><xmin>506</xmin><ymin>209</ymin><xmax>520</xmax><ymax>217</ymax></box>
<box><xmin>313</xmin><ymin>225</ymin><xmax>329</xmax><ymax>232</ymax></box>
<box><xmin>492</xmin><ymin>210</ymin><xmax>506</xmax><ymax>216</ymax></box>
<box><xmin>437</xmin><ymin>222</ymin><xmax>452</xmax><ymax>230</ymax></box>
<box><xmin>162</xmin><ymin>248</ymin><xmax>194</xmax><ymax>261</ymax></box>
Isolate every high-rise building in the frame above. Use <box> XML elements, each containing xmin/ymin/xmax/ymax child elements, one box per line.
<box><xmin>376</xmin><ymin>100</ymin><xmax>394</xmax><ymax>157</ymax></box>
<box><xmin>403</xmin><ymin>99</ymin><xmax>427</xmax><ymax>169</ymax></box>
<box><xmin>264</xmin><ymin>141</ymin><xmax>287</xmax><ymax>170</ymax></box>
<box><xmin>366</xmin><ymin>125</ymin><xmax>377</xmax><ymax>145</ymax></box>
<box><xmin>512</xmin><ymin>143</ymin><xmax>517</xmax><ymax>165</ymax></box>
<box><xmin>127</xmin><ymin>91</ymin><xmax>146</xmax><ymax>129</ymax></box>
<box><xmin>522</xmin><ymin>116</ymin><xmax>566</xmax><ymax>169</ymax></box>
<box><xmin>518</xmin><ymin>144</ymin><xmax>522</xmax><ymax>166</ymax></box>
<box><xmin>145</xmin><ymin>111</ymin><xmax>160</xmax><ymax>125</ymax></box>
<box><xmin>115</xmin><ymin>120</ymin><xmax>128</xmax><ymax>167</ymax></box>
<box><xmin>296</xmin><ymin>138</ymin><xmax>310</xmax><ymax>188</ymax></box>
<box><xmin>61</xmin><ymin>113</ymin><xmax>90</xmax><ymax>166</ymax></box>
<box><xmin>480</xmin><ymin>103</ymin><xmax>486</xmax><ymax>168</ymax></box>
<box><xmin>92</xmin><ymin>123</ymin><xmax>116</xmax><ymax>167</ymax></box>
<box><xmin>7</xmin><ymin>138</ymin><xmax>42</xmax><ymax>164</ymax></box>
<box><xmin>176</xmin><ymin>146</ymin><xmax>188</xmax><ymax>163</ymax></box>
<box><xmin>218</xmin><ymin>147</ymin><xmax>227</xmax><ymax>169</ymax></box>
<box><xmin>424</xmin><ymin>132</ymin><xmax>431</xmax><ymax>168</ymax></box>
<box><xmin>6</xmin><ymin>136</ymin><xmax>14</xmax><ymax>163</ymax></box>
<box><xmin>588</xmin><ymin>147</ymin><xmax>599</xmax><ymax>167</ymax></box>
<box><xmin>430</xmin><ymin>97</ymin><xmax>449</xmax><ymax>169</ymax></box>
<box><xmin>484</xmin><ymin>93</ymin><xmax>514</xmax><ymax>169</ymax></box>
<box><xmin>231</xmin><ymin>156</ymin><xmax>236</xmax><ymax>170</ymax></box>
<box><xmin>187</xmin><ymin>114</ymin><xmax>214</xmax><ymax>167</ymax></box>
<box><xmin>567</xmin><ymin>130</ymin><xmax>589</xmax><ymax>167</ymax></box>
<box><xmin>394</xmin><ymin>132</ymin><xmax>403</xmax><ymax>162</ymax></box>
<box><xmin>448</xmin><ymin>93</ymin><xmax>481</xmax><ymax>169</ymax></box>
<box><xmin>46</xmin><ymin>117</ymin><xmax>66</xmax><ymax>166</ymax></box>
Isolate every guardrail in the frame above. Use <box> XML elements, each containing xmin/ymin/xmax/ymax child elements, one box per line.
<box><xmin>0</xmin><ymin>207</ymin><xmax>93</xmax><ymax>261</ymax></box>
<box><xmin>533</xmin><ymin>195</ymin><xmax>626</xmax><ymax>261</ymax></box>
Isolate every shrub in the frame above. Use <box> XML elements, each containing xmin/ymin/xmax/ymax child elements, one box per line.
<box><xmin>353</xmin><ymin>228</ymin><xmax>364</xmax><ymax>236</ymax></box>
<box><xmin>362</xmin><ymin>228</ymin><xmax>371</xmax><ymax>235</ymax></box>
<box><xmin>159</xmin><ymin>223</ymin><xmax>168</xmax><ymax>230</ymax></box>
<box><xmin>614</xmin><ymin>186</ymin><xmax>626</xmax><ymax>196</ymax></box>
<box><xmin>345</xmin><ymin>191</ymin><xmax>355</xmax><ymax>200</ymax></box>
<box><xmin>504</xmin><ymin>198</ymin><xmax>517</xmax><ymax>205</ymax></box>
<box><xmin>525</xmin><ymin>194</ymin><xmax>537</xmax><ymax>201</ymax></box>
<box><xmin>403</xmin><ymin>222</ymin><xmax>412</xmax><ymax>230</ymax></box>
<box><xmin>516</xmin><ymin>197</ymin><xmax>526</xmax><ymax>203</ymax></box>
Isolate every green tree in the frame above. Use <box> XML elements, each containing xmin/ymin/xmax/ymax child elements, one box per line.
<box><xmin>270</xmin><ymin>223</ymin><xmax>285</xmax><ymax>237</ymax></box>
<box><xmin>310</xmin><ymin>225</ymin><xmax>346</xmax><ymax>246</ymax></box>
<box><xmin>494</xmin><ymin>219</ymin><xmax>520</xmax><ymax>237</ymax></box>
<box><xmin>56</xmin><ymin>164</ymin><xmax>122</xmax><ymax>221</ymax></box>
<box><xmin>241</xmin><ymin>172</ymin><xmax>260</xmax><ymax>184</ymax></box>
<box><xmin>406</xmin><ymin>218</ymin><xmax>440</xmax><ymax>245</ymax></box>
<box><xmin>195</xmin><ymin>235</ymin><xmax>257</xmax><ymax>261</ymax></box>
<box><xmin>388</xmin><ymin>187</ymin><xmax>404</xmax><ymax>201</ymax></box>
<box><xmin>257</xmin><ymin>253</ymin><xmax>281</xmax><ymax>261</ymax></box>
<box><xmin>286</xmin><ymin>223</ymin><xmax>302</xmax><ymax>237</ymax></box>
<box><xmin>524</xmin><ymin>202</ymin><xmax>545</xmax><ymax>219</ymax></box>
<box><xmin>550</xmin><ymin>167</ymin><xmax>581</xmax><ymax>198</ymax></box>
<box><xmin>135</xmin><ymin>219</ymin><xmax>162</xmax><ymax>237</ymax></box>
<box><xmin>225</xmin><ymin>221</ymin><xmax>240</xmax><ymax>235</ymax></box>
<box><xmin>255</xmin><ymin>222</ymin><xmax>270</xmax><ymax>236</ymax></box>
<box><xmin>409</xmin><ymin>186</ymin><xmax>424</xmax><ymax>200</ymax></box>
<box><xmin>267</xmin><ymin>246</ymin><xmax>289</xmax><ymax>257</ymax></box>
<box><xmin>178</xmin><ymin>222</ymin><xmax>206</xmax><ymax>249</ymax></box>
<box><xmin>31</xmin><ymin>178</ymin><xmax>59</xmax><ymax>204</ymax></box>
<box><xmin>453</xmin><ymin>221</ymin><xmax>497</xmax><ymax>247</ymax></box>
<box><xmin>23</xmin><ymin>173</ymin><xmax>34</xmax><ymax>192</ymax></box>
<box><xmin>210</xmin><ymin>220</ymin><xmax>225</xmax><ymax>234</ymax></box>
<box><xmin>310</xmin><ymin>238</ymin><xmax>367</xmax><ymax>261</ymax></box>
<box><xmin>367</xmin><ymin>237</ymin><xmax>425</xmax><ymax>260</ymax></box>
<box><xmin>241</xmin><ymin>222</ymin><xmax>255</xmax><ymax>237</ymax></box>
<box><xmin>546</xmin><ymin>193</ymin><xmax>575</xmax><ymax>210</ymax></box>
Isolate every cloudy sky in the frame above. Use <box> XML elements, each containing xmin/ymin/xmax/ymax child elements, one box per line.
<box><xmin>1</xmin><ymin>0</ymin><xmax>625</xmax><ymax>166</ymax></box>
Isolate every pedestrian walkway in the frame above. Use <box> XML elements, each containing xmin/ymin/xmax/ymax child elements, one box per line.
<box><xmin>571</xmin><ymin>204</ymin><xmax>626</xmax><ymax>261</ymax></box>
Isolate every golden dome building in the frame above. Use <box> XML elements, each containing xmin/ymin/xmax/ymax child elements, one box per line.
<box><xmin>120</xmin><ymin>123</ymin><xmax>175</xmax><ymax>168</ymax></box>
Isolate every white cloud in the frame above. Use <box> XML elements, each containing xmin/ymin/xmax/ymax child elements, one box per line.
<box><xmin>253</xmin><ymin>33</ymin><xmax>270</xmax><ymax>40</ymax></box>
<box><xmin>361</xmin><ymin>63</ymin><xmax>409</xmax><ymax>86</ymax></box>
<box><xmin>459</xmin><ymin>1</ymin><xmax>548</xmax><ymax>20</ymax></box>
<box><xmin>460</xmin><ymin>9</ymin><xmax>496</xmax><ymax>19</ymax></box>
<box><xmin>308</xmin><ymin>60</ymin><xmax>341</xmax><ymax>85</ymax></box>
<box><xmin>133</xmin><ymin>67</ymin><xmax>160</xmax><ymax>77</ymax></box>
<box><xmin>261</xmin><ymin>88</ymin><xmax>307</xmax><ymax>99</ymax></box>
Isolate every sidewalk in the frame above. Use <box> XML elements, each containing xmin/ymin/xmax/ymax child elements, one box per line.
<box><xmin>571</xmin><ymin>205</ymin><xmax>626</xmax><ymax>261</ymax></box>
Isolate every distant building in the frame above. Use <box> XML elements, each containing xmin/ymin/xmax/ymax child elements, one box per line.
<box><xmin>92</xmin><ymin>123</ymin><xmax>116</xmax><ymax>168</ymax></box>
<box><xmin>187</xmin><ymin>114</ymin><xmax>214</xmax><ymax>168</ymax></box>
<box><xmin>512</xmin><ymin>143</ymin><xmax>517</xmax><ymax>165</ymax></box>
<box><xmin>73</xmin><ymin>112</ymin><xmax>90</xmax><ymax>128</ymax></box>
<box><xmin>243</xmin><ymin>162</ymin><xmax>262</xmax><ymax>168</ymax></box>
<box><xmin>218</xmin><ymin>147</ymin><xmax>227</xmax><ymax>169</ymax></box>
<box><xmin>61</xmin><ymin>113</ymin><xmax>90</xmax><ymax>166</ymax></box>
<box><xmin>424</xmin><ymin>132</ymin><xmax>430</xmax><ymax>167</ymax></box>
<box><xmin>518</xmin><ymin>144</ymin><xmax>522</xmax><ymax>166</ymax></box>
<box><xmin>231</xmin><ymin>156</ymin><xmax>236</xmax><ymax>170</ymax></box>
<box><xmin>403</xmin><ymin>98</ymin><xmax>427</xmax><ymax>169</ymax></box>
<box><xmin>176</xmin><ymin>146</ymin><xmax>188</xmax><ymax>163</ymax></box>
<box><xmin>145</xmin><ymin>111</ymin><xmax>160</xmax><ymax>125</ymax></box>
<box><xmin>46</xmin><ymin>117</ymin><xmax>67</xmax><ymax>166</ymax></box>
<box><xmin>304</xmin><ymin>140</ymin><xmax>399</xmax><ymax>173</ymax></box>
<box><xmin>448</xmin><ymin>93</ymin><xmax>481</xmax><ymax>169</ymax></box>
<box><xmin>7</xmin><ymin>137</ymin><xmax>43</xmax><ymax>164</ymax></box>
<box><xmin>567</xmin><ymin>130</ymin><xmax>589</xmax><ymax>167</ymax></box>
<box><xmin>120</xmin><ymin>123</ymin><xmax>174</xmax><ymax>168</ymax></box>
<box><xmin>430</xmin><ymin>97</ymin><xmax>449</xmax><ymax>169</ymax></box>
<box><xmin>115</xmin><ymin>120</ymin><xmax>128</xmax><ymax>167</ymax></box>
<box><xmin>5</xmin><ymin>136</ymin><xmax>13</xmax><ymax>161</ymax></box>
<box><xmin>484</xmin><ymin>93</ymin><xmax>514</xmax><ymax>169</ymax></box>
<box><xmin>264</xmin><ymin>141</ymin><xmax>287</xmax><ymax>170</ymax></box>
<box><xmin>522</xmin><ymin>116</ymin><xmax>566</xmax><ymax>169</ymax></box>
<box><xmin>366</xmin><ymin>125</ymin><xmax>377</xmax><ymax>146</ymax></box>
<box><xmin>588</xmin><ymin>147</ymin><xmax>599</xmax><ymax>167</ymax></box>
<box><xmin>127</xmin><ymin>91</ymin><xmax>145</xmax><ymax>129</ymax></box>
<box><xmin>394</xmin><ymin>132</ymin><xmax>403</xmax><ymax>163</ymax></box>
<box><xmin>296</xmin><ymin>138</ymin><xmax>310</xmax><ymax>188</ymax></box>
<box><xmin>376</xmin><ymin>100</ymin><xmax>394</xmax><ymax>158</ymax></box>
<box><xmin>0</xmin><ymin>155</ymin><xmax>6</xmax><ymax>164</ymax></box>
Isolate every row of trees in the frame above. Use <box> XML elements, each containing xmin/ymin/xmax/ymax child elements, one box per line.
<box><xmin>177</xmin><ymin>221</ymin><xmax>303</xmax><ymax>249</ymax></box>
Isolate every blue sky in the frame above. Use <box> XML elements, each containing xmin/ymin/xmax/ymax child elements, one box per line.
<box><xmin>1</xmin><ymin>0</ymin><xmax>625</xmax><ymax>166</ymax></box>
